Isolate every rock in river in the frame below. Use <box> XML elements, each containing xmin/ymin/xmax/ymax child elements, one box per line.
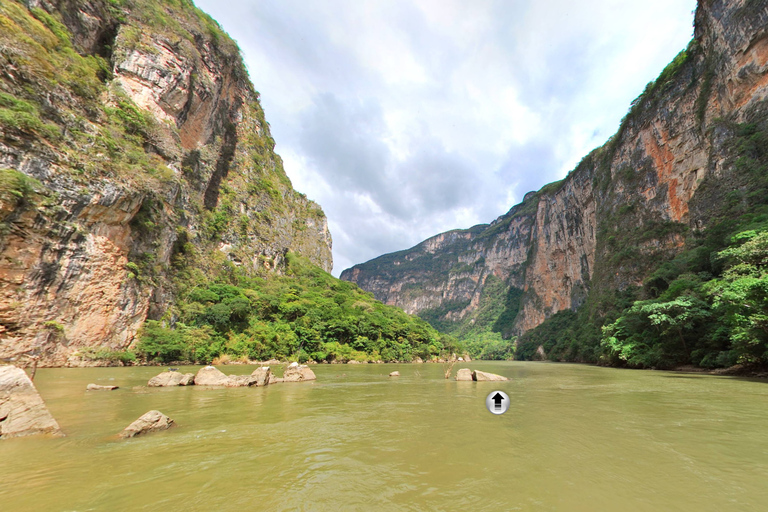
<box><xmin>389</xmin><ymin>371</ymin><xmax>400</xmax><ymax>377</ymax></box>
<box><xmin>250</xmin><ymin>367</ymin><xmax>272</xmax><ymax>387</ymax></box>
<box><xmin>119</xmin><ymin>410</ymin><xmax>175</xmax><ymax>439</ymax></box>
<box><xmin>283</xmin><ymin>365</ymin><xmax>316</xmax><ymax>382</ymax></box>
<box><xmin>194</xmin><ymin>366</ymin><xmax>235</xmax><ymax>386</ymax></box>
<box><xmin>472</xmin><ymin>370</ymin><xmax>509</xmax><ymax>382</ymax></box>
<box><xmin>148</xmin><ymin>371</ymin><xmax>195</xmax><ymax>387</ymax></box>
<box><xmin>87</xmin><ymin>383</ymin><xmax>119</xmax><ymax>390</ymax></box>
<box><xmin>0</xmin><ymin>365</ymin><xmax>63</xmax><ymax>439</ymax></box>
<box><xmin>455</xmin><ymin>368</ymin><xmax>473</xmax><ymax>381</ymax></box>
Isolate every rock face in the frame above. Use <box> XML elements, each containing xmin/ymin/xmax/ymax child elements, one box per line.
<box><xmin>341</xmin><ymin>0</ymin><xmax>768</xmax><ymax>341</ymax></box>
<box><xmin>455</xmin><ymin>368</ymin><xmax>473</xmax><ymax>381</ymax></box>
<box><xmin>147</xmin><ymin>371</ymin><xmax>194</xmax><ymax>387</ymax></box>
<box><xmin>472</xmin><ymin>370</ymin><xmax>509</xmax><ymax>382</ymax></box>
<box><xmin>86</xmin><ymin>383</ymin><xmax>119</xmax><ymax>390</ymax></box>
<box><xmin>119</xmin><ymin>410</ymin><xmax>174</xmax><ymax>439</ymax></box>
<box><xmin>0</xmin><ymin>1</ymin><xmax>332</xmax><ymax>366</ymax></box>
<box><xmin>0</xmin><ymin>365</ymin><xmax>62</xmax><ymax>439</ymax></box>
<box><xmin>282</xmin><ymin>365</ymin><xmax>316</xmax><ymax>382</ymax></box>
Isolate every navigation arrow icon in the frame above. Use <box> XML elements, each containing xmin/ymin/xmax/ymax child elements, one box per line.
<box><xmin>485</xmin><ymin>390</ymin><xmax>510</xmax><ymax>415</ymax></box>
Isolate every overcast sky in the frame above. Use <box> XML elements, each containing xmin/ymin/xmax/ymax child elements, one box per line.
<box><xmin>195</xmin><ymin>0</ymin><xmax>697</xmax><ymax>276</ymax></box>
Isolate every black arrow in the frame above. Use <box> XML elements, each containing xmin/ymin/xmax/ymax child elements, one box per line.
<box><xmin>492</xmin><ymin>392</ymin><xmax>505</xmax><ymax>410</ymax></box>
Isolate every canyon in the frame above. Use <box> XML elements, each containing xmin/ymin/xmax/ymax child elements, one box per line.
<box><xmin>342</xmin><ymin>0</ymin><xmax>768</xmax><ymax>345</ymax></box>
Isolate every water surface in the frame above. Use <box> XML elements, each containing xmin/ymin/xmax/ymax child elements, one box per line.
<box><xmin>2</xmin><ymin>362</ymin><xmax>767</xmax><ymax>511</ymax></box>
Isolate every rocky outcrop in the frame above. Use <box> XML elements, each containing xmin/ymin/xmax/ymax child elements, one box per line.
<box><xmin>0</xmin><ymin>365</ymin><xmax>62</xmax><ymax>438</ymax></box>
<box><xmin>455</xmin><ymin>368</ymin><xmax>473</xmax><ymax>381</ymax></box>
<box><xmin>86</xmin><ymin>383</ymin><xmax>118</xmax><ymax>390</ymax></box>
<box><xmin>342</xmin><ymin>0</ymin><xmax>768</xmax><ymax>340</ymax></box>
<box><xmin>119</xmin><ymin>410</ymin><xmax>174</xmax><ymax>439</ymax></box>
<box><xmin>0</xmin><ymin>1</ymin><xmax>332</xmax><ymax>366</ymax></box>
<box><xmin>147</xmin><ymin>371</ymin><xmax>194</xmax><ymax>387</ymax></box>
<box><xmin>472</xmin><ymin>370</ymin><xmax>508</xmax><ymax>382</ymax></box>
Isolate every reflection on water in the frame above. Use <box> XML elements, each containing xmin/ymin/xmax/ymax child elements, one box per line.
<box><xmin>2</xmin><ymin>362</ymin><xmax>768</xmax><ymax>511</ymax></box>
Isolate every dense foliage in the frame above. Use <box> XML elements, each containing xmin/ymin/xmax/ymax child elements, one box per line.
<box><xmin>136</xmin><ymin>254</ymin><xmax>459</xmax><ymax>364</ymax></box>
<box><xmin>513</xmin><ymin>116</ymin><xmax>768</xmax><ymax>369</ymax></box>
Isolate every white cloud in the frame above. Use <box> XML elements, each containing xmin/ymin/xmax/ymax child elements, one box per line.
<box><xmin>195</xmin><ymin>0</ymin><xmax>697</xmax><ymax>276</ymax></box>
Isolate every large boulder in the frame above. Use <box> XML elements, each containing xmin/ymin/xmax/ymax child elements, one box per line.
<box><xmin>282</xmin><ymin>365</ymin><xmax>316</xmax><ymax>382</ymax></box>
<box><xmin>250</xmin><ymin>367</ymin><xmax>272</xmax><ymax>387</ymax></box>
<box><xmin>148</xmin><ymin>371</ymin><xmax>195</xmax><ymax>387</ymax></box>
<box><xmin>119</xmin><ymin>410</ymin><xmax>174</xmax><ymax>439</ymax></box>
<box><xmin>389</xmin><ymin>371</ymin><xmax>400</xmax><ymax>377</ymax></box>
<box><xmin>472</xmin><ymin>370</ymin><xmax>509</xmax><ymax>381</ymax></box>
<box><xmin>86</xmin><ymin>383</ymin><xmax>119</xmax><ymax>390</ymax></box>
<box><xmin>194</xmin><ymin>366</ymin><xmax>234</xmax><ymax>386</ymax></box>
<box><xmin>0</xmin><ymin>365</ymin><xmax>62</xmax><ymax>439</ymax></box>
<box><xmin>455</xmin><ymin>368</ymin><xmax>473</xmax><ymax>381</ymax></box>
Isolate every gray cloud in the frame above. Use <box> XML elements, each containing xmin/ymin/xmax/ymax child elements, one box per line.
<box><xmin>195</xmin><ymin>0</ymin><xmax>697</xmax><ymax>275</ymax></box>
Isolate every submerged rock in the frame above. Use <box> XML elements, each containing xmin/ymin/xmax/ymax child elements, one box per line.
<box><xmin>119</xmin><ymin>410</ymin><xmax>175</xmax><ymax>439</ymax></box>
<box><xmin>389</xmin><ymin>371</ymin><xmax>400</xmax><ymax>377</ymax></box>
<box><xmin>148</xmin><ymin>371</ymin><xmax>195</xmax><ymax>387</ymax></box>
<box><xmin>87</xmin><ymin>383</ymin><xmax>119</xmax><ymax>390</ymax></box>
<box><xmin>472</xmin><ymin>370</ymin><xmax>509</xmax><ymax>382</ymax></box>
<box><xmin>455</xmin><ymin>368</ymin><xmax>473</xmax><ymax>381</ymax></box>
<box><xmin>0</xmin><ymin>366</ymin><xmax>63</xmax><ymax>439</ymax></box>
<box><xmin>283</xmin><ymin>365</ymin><xmax>316</xmax><ymax>382</ymax></box>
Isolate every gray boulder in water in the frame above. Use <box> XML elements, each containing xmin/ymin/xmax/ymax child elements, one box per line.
<box><xmin>119</xmin><ymin>410</ymin><xmax>175</xmax><ymax>439</ymax></box>
<box><xmin>283</xmin><ymin>365</ymin><xmax>316</xmax><ymax>382</ymax></box>
<box><xmin>455</xmin><ymin>368</ymin><xmax>473</xmax><ymax>381</ymax></box>
<box><xmin>0</xmin><ymin>365</ymin><xmax>63</xmax><ymax>439</ymax></box>
<box><xmin>472</xmin><ymin>370</ymin><xmax>509</xmax><ymax>381</ymax></box>
<box><xmin>148</xmin><ymin>371</ymin><xmax>195</xmax><ymax>387</ymax></box>
<box><xmin>194</xmin><ymin>366</ymin><xmax>235</xmax><ymax>386</ymax></box>
<box><xmin>86</xmin><ymin>383</ymin><xmax>119</xmax><ymax>390</ymax></box>
<box><xmin>249</xmin><ymin>367</ymin><xmax>272</xmax><ymax>386</ymax></box>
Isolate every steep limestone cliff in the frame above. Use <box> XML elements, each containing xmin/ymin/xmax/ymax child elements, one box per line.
<box><xmin>342</xmin><ymin>0</ymin><xmax>768</xmax><ymax>344</ymax></box>
<box><xmin>0</xmin><ymin>0</ymin><xmax>332</xmax><ymax>365</ymax></box>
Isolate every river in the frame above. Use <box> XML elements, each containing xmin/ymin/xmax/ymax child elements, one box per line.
<box><xmin>2</xmin><ymin>362</ymin><xmax>767</xmax><ymax>511</ymax></box>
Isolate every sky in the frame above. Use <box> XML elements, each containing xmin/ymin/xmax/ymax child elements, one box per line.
<box><xmin>195</xmin><ymin>0</ymin><xmax>698</xmax><ymax>276</ymax></box>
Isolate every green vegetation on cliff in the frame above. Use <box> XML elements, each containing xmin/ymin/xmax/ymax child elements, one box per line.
<box><xmin>516</xmin><ymin>117</ymin><xmax>768</xmax><ymax>369</ymax></box>
<box><xmin>136</xmin><ymin>253</ymin><xmax>458</xmax><ymax>364</ymax></box>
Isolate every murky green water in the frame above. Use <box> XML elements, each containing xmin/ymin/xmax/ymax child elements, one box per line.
<box><xmin>2</xmin><ymin>362</ymin><xmax>768</xmax><ymax>511</ymax></box>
